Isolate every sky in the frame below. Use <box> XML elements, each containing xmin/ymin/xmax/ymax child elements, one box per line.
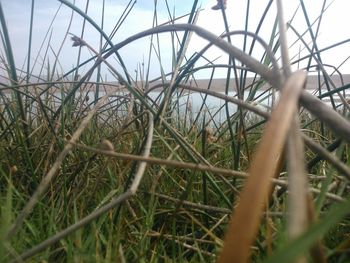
<box><xmin>1</xmin><ymin>0</ymin><xmax>350</xmax><ymax>82</ymax></box>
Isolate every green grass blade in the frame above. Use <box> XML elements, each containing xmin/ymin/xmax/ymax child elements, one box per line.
<box><xmin>265</xmin><ymin>197</ymin><xmax>350</xmax><ymax>263</ymax></box>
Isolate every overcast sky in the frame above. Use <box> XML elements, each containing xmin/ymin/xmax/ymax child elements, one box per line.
<box><xmin>1</xmin><ymin>0</ymin><xmax>350</xmax><ymax>82</ymax></box>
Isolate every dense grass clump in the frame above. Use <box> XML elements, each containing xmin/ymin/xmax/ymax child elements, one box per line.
<box><xmin>1</xmin><ymin>0</ymin><xmax>350</xmax><ymax>262</ymax></box>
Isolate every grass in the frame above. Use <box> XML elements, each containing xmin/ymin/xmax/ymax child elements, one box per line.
<box><xmin>1</xmin><ymin>0</ymin><xmax>350</xmax><ymax>262</ymax></box>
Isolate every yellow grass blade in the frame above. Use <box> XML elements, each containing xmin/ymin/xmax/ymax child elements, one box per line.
<box><xmin>217</xmin><ymin>71</ymin><xmax>307</xmax><ymax>263</ymax></box>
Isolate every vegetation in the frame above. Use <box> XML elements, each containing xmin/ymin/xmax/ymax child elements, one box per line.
<box><xmin>0</xmin><ymin>0</ymin><xmax>350</xmax><ymax>262</ymax></box>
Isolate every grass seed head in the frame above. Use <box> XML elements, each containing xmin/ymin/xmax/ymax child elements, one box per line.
<box><xmin>99</xmin><ymin>139</ymin><xmax>115</xmax><ymax>151</ymax></box>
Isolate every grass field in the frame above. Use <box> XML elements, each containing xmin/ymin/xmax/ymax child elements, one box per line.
<box><xmin>1</xmin><ymin>1</ymin><xmax>350</xmax><ymax>262</ymax></box>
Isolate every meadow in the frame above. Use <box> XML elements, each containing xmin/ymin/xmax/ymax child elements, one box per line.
<box><xmin>1</xmin><ymin>0</ymin><xmax>350</xmax><ymax>262</ymax></box>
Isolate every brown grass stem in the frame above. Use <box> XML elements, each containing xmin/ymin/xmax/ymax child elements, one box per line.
<box><xmin>217</xmin><ymin>71</ymin><xmax>306</xmax><ymax>263</ymax></box>
<box><xmin>130</xmin><ymin>111</ymin><xmax>154</xmax><ymax>193</ymax></box>
<box><xmin>67</xmin><ymin>140</ymin><xmax>344</xmax><ymax>202</ymax></box>
<box><xmin>287</xmin><ymin>116</ymin><xmax>309</xmax><ymax>263</ymax></box>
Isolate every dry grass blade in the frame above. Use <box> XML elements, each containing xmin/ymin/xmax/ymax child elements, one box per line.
<box><xmin>66</xmin><ymin>141</ymin><xmax>344</xmax><ymax>202</ymax></box>
<box><xmin>276</xmin><ymin>0</ymin><xmax>291</xmax><ymax>77</ymax></box>
<box><xmin>300</xmin><ymin>91</ymin><xmax>350</xmax><ymax>144</ymax></box>
<box><xmin>277</xmin><ymin>1</ymin><xmax>309</xmax><ymax>260</ymax></box>
<box><xmin>287</xmin><ymin>117</ymin><xmax>309</xmax><ymax>263</ymax></box>
<box><xmin>216</xmin><ymin>71</ymin><xmax>307</xmax><ymax>263</ymax></box>
<box><xmin>130</xmin><ymin>111</ymin><xmax>154</xmax><ymax>193</ymax></box>
<box><xmin>303</xmin><ymin>136</ymin><xmax>350</xmax><ymax>180</ymax></box>
<box><xmin>149</xmin><ymin>82</ymin><xmax>270</xmax><ymax>118</ymax></box>
<box><xmin>68</xmin><ymin>141</ymin><xmax>248</xmax><ymax>178</ymax></box>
